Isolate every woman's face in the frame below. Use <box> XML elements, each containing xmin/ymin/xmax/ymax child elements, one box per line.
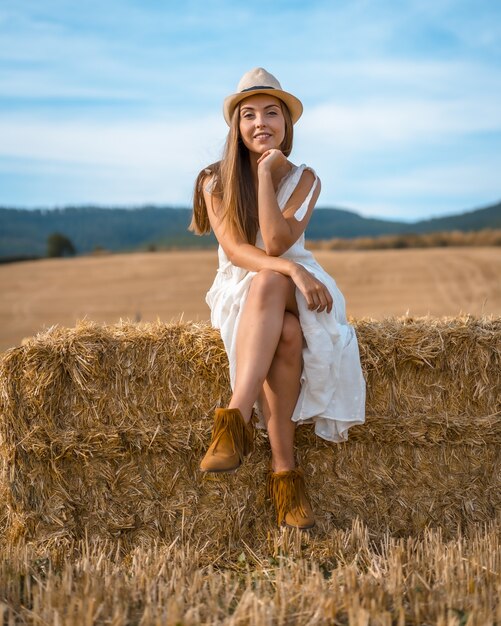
<box><xmin>238</xmin><ymin>93</ymin><xmax>286</xmax><ymax>155</ymax></box>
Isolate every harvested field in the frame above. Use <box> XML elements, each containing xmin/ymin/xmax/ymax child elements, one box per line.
<box><xmin>0</xmin><ymin>519</ymin><xmax>500</xmax><ymax>625</ymax></box>
<box><xmin>1</xmin><ymin>246</ymin><xmax>500</xmax><ymax>352</ymax></box>
<box><xmin>2</xmin><ymin>248</ymin><xmax>501</xmax><ymax>623</ymax></box>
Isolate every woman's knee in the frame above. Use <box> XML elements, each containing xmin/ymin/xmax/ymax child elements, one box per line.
<box><xmin>249</xmin><ymin>269</ymin><xmax>291</xmax><ymax>303</ymax></box>
<box><xmin>275</xmin><ymin>313</ymin><xmax>303</xmax><ymax>362</ymax></box>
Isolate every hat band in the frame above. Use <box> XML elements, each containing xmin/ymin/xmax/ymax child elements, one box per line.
<box><xmin>240</xmin><ymin>85</ymin><xmax>276</xmax><ymax>93</ymax></box>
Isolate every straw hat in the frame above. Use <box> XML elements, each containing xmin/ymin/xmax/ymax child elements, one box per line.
<box><xmin>223</xmin><ymin>67</ymin><xmax>303</xmax><ymax>126</ymax></box>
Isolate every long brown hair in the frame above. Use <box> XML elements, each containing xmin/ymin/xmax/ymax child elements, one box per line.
<box><xmin>189</xmin><ymin>99</ymin><xmax>294</xmax><ymax>243</ymax></box>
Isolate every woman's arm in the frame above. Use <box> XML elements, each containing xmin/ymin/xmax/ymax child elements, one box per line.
<box><xmin>203</xmin><ymin>177</ymin><xmax>333</xmax><ymax>313</ymax></box>
<box><xmin>257</xmin><ymin>150</ymin><xmax>321</xmax><ymax>256</ymax></box>
<box><xmin>203</xmin><ymin>177</ymin><xmax>295</xmax><ymax>275</ymax></box>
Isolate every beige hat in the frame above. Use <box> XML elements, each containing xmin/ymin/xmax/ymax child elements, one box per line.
<box><xmin>223</xmin><ymin>67</ymin><xmax>303</xmax><ymax>126</ymax></box>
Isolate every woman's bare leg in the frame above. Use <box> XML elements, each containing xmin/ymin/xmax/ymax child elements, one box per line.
<box><xmin>228</xmin><ymin>269</ymin><xmax>298</xmax><ymax>421</ymax></box>
<box><xmin>258</xmin><ymin>312</ymin><xmax>303</xmax><ymax>472</ymax></box>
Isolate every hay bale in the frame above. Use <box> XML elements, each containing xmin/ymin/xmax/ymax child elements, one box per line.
<box><xmin>356</xmin><ymin>314</ymin><xmax>500</xmax><ymax>420</ymax></box>
<box><xmin>0</xmin><ymin>315</ymin><xmax>499</xmax><ymax>553</ymax></box>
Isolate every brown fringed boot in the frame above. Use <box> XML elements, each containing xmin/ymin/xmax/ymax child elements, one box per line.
<box><xmin>199</xmin><ymin>408</ymin><xmax>255</xmax><ymax>473</ymax></box>
<box><xmin>266</xmin><ymin>466</ymin><xmax>316</xmax><ymax>529</ymax></box>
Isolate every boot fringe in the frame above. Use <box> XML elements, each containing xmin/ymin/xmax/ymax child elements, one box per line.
<box><xmin>266</xmin><ymin>468</ymin><xmax>309</xmax><ymax>527</ymax></box>
<box><xmin>210</xmin><ymin>408</ymin><xmax>255</xmax><ymax>463</ymax></box>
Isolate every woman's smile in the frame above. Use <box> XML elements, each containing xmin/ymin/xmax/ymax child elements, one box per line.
<box><xmin>254</xmin><ymin>132</ymin><xmax>273</xmax><ymax>142</ymax></box>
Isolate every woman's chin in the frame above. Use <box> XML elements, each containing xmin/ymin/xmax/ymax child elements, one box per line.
<box><xmin>250</xmin><ymin>144</ymin><xmax>278</xmax><ymax>157</ymax></box>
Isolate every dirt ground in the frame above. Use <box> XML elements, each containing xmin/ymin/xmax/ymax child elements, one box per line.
<box><xmin>1</xmin><ymin>246</ymin><xmax>500</xmax><ymax>352</ymax></box>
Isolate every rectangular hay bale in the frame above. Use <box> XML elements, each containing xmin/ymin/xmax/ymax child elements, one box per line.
<box><xmin>0</xmin><ymin>315</ymin><xmax>499</xmax><ymax>553</ymax></box>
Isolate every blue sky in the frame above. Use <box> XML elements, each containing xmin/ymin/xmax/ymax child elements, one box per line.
<box><xmin>1</xmin><ymin>0</ymin><xmax>500</xmax><ymax>222</ymax></box>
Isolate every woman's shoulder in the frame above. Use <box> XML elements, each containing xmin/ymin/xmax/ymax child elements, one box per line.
<box><xmin>297</xmin><ymin>162</ymin><xmax>318</xmax><ymax>176</ymax></box>
<box><xmin>288</xmin><ymin>162</ymin><xmax>318</xmax><ymax>181</ymax></box>
<box><xmin>198</xmin><ymin>161</ymin><xmax>221</xmax><ymax>195</ymax></box>
<box><xmin>291</xmin><ymin>163</ymin><xmax>320</xmax><ymax>192</ymax></box>
<box><xmin>203</xmin><ymin>171</ymin><xmax>216</xmax><ymax>194</ymax></box>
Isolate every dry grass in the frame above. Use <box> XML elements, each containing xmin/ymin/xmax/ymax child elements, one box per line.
<box><xmin>307</xmin><ymin>227</ymin><xmax>501</xmax><ymax>250</ymax></box>
<box><xmin>0</xmin><ymin>518</ymin><xmax>500</xmax><ymax>625</ymax></box>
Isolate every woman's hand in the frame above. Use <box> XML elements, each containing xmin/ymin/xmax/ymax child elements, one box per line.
<box><xmin>289</xmin><ymin>263</ymin><xmax>334</xmax><ymax>314</ymax></box>
<box><xmin>256</xmin><ymin>149</ymin><xmax>288</xmax><ymax>176</ymax></box>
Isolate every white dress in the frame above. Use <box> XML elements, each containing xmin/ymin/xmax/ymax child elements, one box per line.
<box><xmin>205</xmin><ymin>163</ymin><xmax>366</xmax><ymax>443</ymax></box>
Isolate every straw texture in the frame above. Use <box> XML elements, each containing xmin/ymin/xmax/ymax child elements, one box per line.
<box><xmin>0</xmin><ymin>314</ymin><xmax>499</xmax><ymax>554</ymax></box>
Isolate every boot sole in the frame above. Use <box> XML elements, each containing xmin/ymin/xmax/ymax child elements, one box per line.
<box><xmin>282</xmin><ymin>521</ymin><xmax>316</xmax><ymax>530</ymax></box>
<box><xmin>200</xmin><ymin>466</ymin><xmax>240</xmax><ymax>474</ymax></box>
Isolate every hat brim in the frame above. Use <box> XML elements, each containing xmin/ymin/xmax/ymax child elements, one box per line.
<box><xmin>223</xmin><ymin>88</ymin><xmax>303</xmax><ymax>126</ymax></box>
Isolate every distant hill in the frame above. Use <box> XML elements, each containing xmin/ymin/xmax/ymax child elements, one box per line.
<box><xmin>404</xmin><ymin>202</ymin><xmax>501</xmax><ymax>233</ymax></box>
<box><xmin>307</xmin><ymin>202</ymin><xmax>501</xmax><ymax>239</ymax></box>
<box><xmin>0</xmin><ymin>206</ymin><xmax>201</xmax><ymax>258</ymax></box>
<box><xmin>1</xmin><ymin>200</ymin><xmax>500</xmax><ymax>258</ymax></box>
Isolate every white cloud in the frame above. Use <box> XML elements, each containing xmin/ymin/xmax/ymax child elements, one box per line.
<box><xmin>331</xmin><ymin>159</ymin><xmax>501</xmax><ymax>222</ymax></box>
<box><xmin>0</xmin><ymin>114</ymin><xmax>225</xmax><ymax>170</ymax></box>
<box><xmin>304</xmin><ymin>58</ymin><xmax>501</xmax><ymax>99</ymax></box>
<box><xmin>300</xmin><ymin>99</ymin><xmax>499</xmax><ymax>169</ymax></box>
<box><xmin>0</xmin><ymin>112</ymin><xmax>228</xmax><ymax>205</ymax></box>
<box><xmin>357</xmin><ymin>162</ymin><xmax>501</xmax><ymax>198</ymax></box>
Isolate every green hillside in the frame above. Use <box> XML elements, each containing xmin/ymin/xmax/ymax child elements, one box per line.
<box><xmin>404</xmin><ymin>202</ymin><xmax>501</xmax><ymax>233</ymax></box>
<box><xmin>0</xmin><ymin>206</ymin><xmax>198</xmax><ymax>257</ymax></box>
<box><xmin>1</xmin><ymin>200</ymin><xmax>500</xmax><ymax>258</ymax></box>
<box><xmin>307</xmin><ymin>202</ymin><xmax>501</xmax><ymax>239</ymax></box>
<box><xmin>307</xmin><ymin>207</ymin><xmax>403</xmax><ymax>239</ymax></box>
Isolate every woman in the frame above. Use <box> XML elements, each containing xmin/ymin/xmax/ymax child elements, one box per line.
<box><xmin>190</xmin><ymin>68</ymin><xmax>366</xmax><ymax>530</ymax></box>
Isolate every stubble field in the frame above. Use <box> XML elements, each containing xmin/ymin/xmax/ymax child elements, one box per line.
<box><xmin>1</xmin><ymin>246</ymin><xmax>500</xmax><ymax>352</ymax></box>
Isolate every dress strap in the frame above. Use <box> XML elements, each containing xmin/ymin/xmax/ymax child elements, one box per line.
<box><xmin>293</xmin><ymin>166</ymin><xmax>319</xmax><ymax>221</ymax></box>
<box><xmin>203</xmin><ymin>169</ymin><xmax>215</xmax><ymax>194</ymax></box>
<box><xmin>277</xmin><ymin>164</ymin><xmax>305</xmax><ymax>208</ymax></box>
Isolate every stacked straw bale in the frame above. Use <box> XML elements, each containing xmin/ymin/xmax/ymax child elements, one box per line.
<box><xmin>0</xmin><ymin>315</ymin><xmax>499</xmax><ymax>554</ymax></box>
